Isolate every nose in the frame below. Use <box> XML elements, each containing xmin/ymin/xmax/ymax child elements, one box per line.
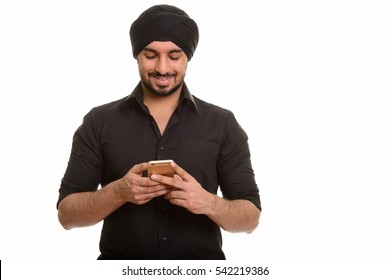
<box><xmin>155</xmin><ymin>56</ymin><xmax>169</xmax><ymax>75</ymax></box>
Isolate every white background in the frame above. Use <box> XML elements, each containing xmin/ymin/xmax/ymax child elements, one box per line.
<box><xmin>1</xmin><ymin>0</ymin><xmax>389</xmax><ymax>277</ymax></box>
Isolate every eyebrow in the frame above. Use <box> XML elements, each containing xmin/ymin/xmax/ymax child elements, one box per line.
<box><xmin>143</xmin><ymin>47</ymin><xmax>183</xmax><ymax>54</ymax></box>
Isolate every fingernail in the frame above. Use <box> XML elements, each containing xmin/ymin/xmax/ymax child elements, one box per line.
<box><xmin>151</xmin><ymin>174</ymin><xmax>157</xmax><ymax>180</ymax></box>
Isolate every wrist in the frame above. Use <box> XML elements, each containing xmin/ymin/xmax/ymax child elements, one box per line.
<box><xmin>205</xmin><ymin>194</ymin><xmax>220</xmax><ymax>218</ymax></box>
<box><xmin>110</xmin><ymin>178</ymin><xmax>128</xmax><ymax>204</ymax></box>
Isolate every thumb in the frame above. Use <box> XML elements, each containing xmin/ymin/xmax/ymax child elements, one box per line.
<box><xmin>130</xmin><ymin>162</ymin><xmax>148</xmax><ymax>175</ymax></box>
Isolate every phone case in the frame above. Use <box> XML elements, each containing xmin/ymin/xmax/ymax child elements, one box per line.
<box><xmin>147</xmin><ymin>160</ymin><xmax>174</xmax><ymax>178</ymax></box>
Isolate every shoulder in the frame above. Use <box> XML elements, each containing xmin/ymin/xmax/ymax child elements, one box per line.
<box><xmin>192</xmin><ymin>96</ymin><xmax>241</xmax><ymax>129</ymax></box>
<box><xmin>77</xmin><ymin>96</ymin><xmax>130</xmax><ymax>134</ymax></box>
<box><xmin>83</xmin><ymin>96</ymin><xmax>129</xmax><ymax>121</ymax></box>
<box><xmin>90</xmin><ymin>96</ymin><xmax>128</xmax><ymax>116</ymax></box>
<box><xmin>192</xmin><ymin>95</ymin><xmax>247</xmax><ymax>139</ymax></box>
<box><xmin>192</xmin><ymin>95</ymin><xmax>234</xmax><ymax>118</ymax></box>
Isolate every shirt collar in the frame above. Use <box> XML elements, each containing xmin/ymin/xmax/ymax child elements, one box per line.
<box><xmin>125</xmin><ymin>82</ymin><xmax>199</xmax><ymax>114</ymax></box>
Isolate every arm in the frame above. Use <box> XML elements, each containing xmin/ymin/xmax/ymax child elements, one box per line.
<box><xmin>208</xmin><ymin>196</ymin><xmax>260</xmax><ymax>233</ymax></box>
<box><xmin>58</xmin><ymin>181</ymin><xmax>125</xmax><ymax>230</ymax></box>
<box><xmin>152</xmin><ymin>162</ymin><xmax>261</xmax><ymax>233</ymax></box>
<box><xmin>58</xmin><ymin>163</ymin><xmax>172</xmax><ymax>230</ymax></box>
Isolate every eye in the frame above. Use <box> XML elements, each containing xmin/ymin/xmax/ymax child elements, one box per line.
<box><xmin>145</xmin><ymin>54</ymin><xmax>157</xmax><ymax>59</ymax></box>
<box><xmin>143</xmin><ymin>50</ymin><xmax>157</xmax><ymax>59</ymax></box>
<box><xmin>169</xmin><ymin>56</ymin><xmax>180</xmax><ymax>61</ymax></box>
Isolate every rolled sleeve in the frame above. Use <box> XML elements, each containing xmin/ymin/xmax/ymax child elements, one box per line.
<box><xmin>57</xmin><ymin>109</ymin><xmax>104</xmax><ymax>208</ymax></box>
<box><xmin>217</xmin><ymin>112</ymin><xmax>261</xmax><ymax>211</ymax></box>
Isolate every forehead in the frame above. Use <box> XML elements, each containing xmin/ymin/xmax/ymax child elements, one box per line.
<box><xmin>143</xmin><ymin>41</ymin><xmax>182</xmax><ymax>53</ymax></box>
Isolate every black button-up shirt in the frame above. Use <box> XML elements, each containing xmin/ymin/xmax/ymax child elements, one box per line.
<box><xmin>58</xmin><ymin>82</ymin><xmax>261</xmax><ymax>259</ymax></box>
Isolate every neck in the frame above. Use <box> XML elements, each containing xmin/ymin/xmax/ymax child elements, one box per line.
<box><xmin>142</xmin><ymin>85</ymin><xmax>182</xmax><ymax>114</ymax></box>
<box><xmin>142</xmin><ymin>86</ymin><xmax>182</xmax><ymax>135</ymax></box>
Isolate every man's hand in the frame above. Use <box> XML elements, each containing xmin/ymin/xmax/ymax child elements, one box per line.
<box><xmin>150</xmin><ymin>161</ymin><xmax>215</xmax><ymax>215</ymax></box>
<box><xmin>150</xmin><ymin>161</ymin><xmax>260</xmax><ymax>233</ymax></box>
<box><xmin>117</xmin><ymin>162</ymin><xmax>173</xmax><ymax>205</ymax></box>
<box><xmin>58</xmin><ymin>162</ymin><xmax>174</xmax><ymax>229</ymax></box>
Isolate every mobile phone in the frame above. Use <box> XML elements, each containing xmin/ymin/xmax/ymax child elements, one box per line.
<box><xmin>147</xmin><ymin>159</ymin><xmax>174</xmax><ymax>178</ymax></box>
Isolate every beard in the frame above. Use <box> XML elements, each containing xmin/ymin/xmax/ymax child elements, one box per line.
<box><xmin>141</xmin><ymin>71</ymin><xmax>184</xmax><ymax>97</ymax></box>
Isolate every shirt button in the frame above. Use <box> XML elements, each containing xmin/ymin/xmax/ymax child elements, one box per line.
<box><xmin>160</xmin><ymin>146</ymin><xmax>164</xmax><ymax>150</ymax></box>
<box><xmin>161</xmin><ymin>206</ymin><xmax>166</xmax><ymax>211</ymax></box>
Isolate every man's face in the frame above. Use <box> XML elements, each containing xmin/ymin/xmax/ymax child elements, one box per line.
<box><xmin>137</xmin><ymin>41</ymin><xmax>188</xmax><ymax>97</ymax></box>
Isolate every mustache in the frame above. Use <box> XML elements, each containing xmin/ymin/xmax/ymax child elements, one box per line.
<box><xmin>148</xmin><ymin>72</ymin><xmax>176</xmax><ymax>79</ymax></box>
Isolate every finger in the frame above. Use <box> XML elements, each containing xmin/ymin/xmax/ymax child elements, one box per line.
<box><xmin>124</xmin><ymin>176</ymin><xmax>160</xmax><ymax>191</ymax></box>
<box><xmin>138</xmin><ymin>188</ymin><xmax>171</xmax><ymax>198</ymax></box>
<box><xmin>164</xmin><ymin>189</ymin><xmax>182</xmax><ymax>200</ymax></box>
<box><xmin>173</xmin><ymin>174</ymin><xmax>183</xmax><ymax>182</ymax></box>
<box><xmin>133</xmin><ymin>188</ymin><xmax>172</xmax><ymax>205</ymax></box>
<box><xmin>167</xmin><ymin>198</ymin><xmax>187</xmax><ymax>209</ymax></box>
<box><xmin>150</xmin><ymin>173</ymin><xmax>174</xmax><ymax>185</ymax></box>
<box><xmin>129</xmin><ymin>162</ymin><xmax>148</xmax><ymax>175</ymax></box>
<box><xmin>170</xmin><ymin>161</ymin><xmax>195</xmax><ymax>182</ymax></box>
<box><xmin>141</xmin><ymin>184</ymin><xmax>172</xmax><ymax>195</ymax></box>
<box><xmin>153</xmin><ymin>188</ymin><xmax>172</xmax><ymax>197</ymax></box>
<box><xmin>150</xmin><ymin>163</ymin><xmax>190</xmax><ymax>187</ymax></box>
<box><xmin>138</xmin><ymin>177</ymin><xmax>164</xmax><ymax>187</ymax></box>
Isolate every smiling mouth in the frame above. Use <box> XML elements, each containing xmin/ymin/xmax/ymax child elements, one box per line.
<box><xmin>149</xmin><ymin>73</ymin><xmax>176</xmax><ymax>80</ymax></box>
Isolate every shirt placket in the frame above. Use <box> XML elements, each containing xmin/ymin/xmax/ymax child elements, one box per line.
<box><xmin>153</xmin><ymin>112</ymin><xmax>179</xmax><ymax>258</ymax></box>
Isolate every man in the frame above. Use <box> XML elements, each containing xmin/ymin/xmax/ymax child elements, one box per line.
<box><xmin>57</xmin><ymin>4</ymin><xmax>261</xmax><ymax>260</ymax></box>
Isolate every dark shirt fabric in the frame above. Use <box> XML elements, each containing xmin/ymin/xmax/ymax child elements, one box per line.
<box><xmin>58</xmin><ymin>82</ymin><xmax>261</xmax><ymax>260</ymax></box>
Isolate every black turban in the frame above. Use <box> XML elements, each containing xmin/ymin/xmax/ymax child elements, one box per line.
<box><xmin>129</xmin><ymin>5</ymin><xmax>199</xmax><ymax>61</ymax></box>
